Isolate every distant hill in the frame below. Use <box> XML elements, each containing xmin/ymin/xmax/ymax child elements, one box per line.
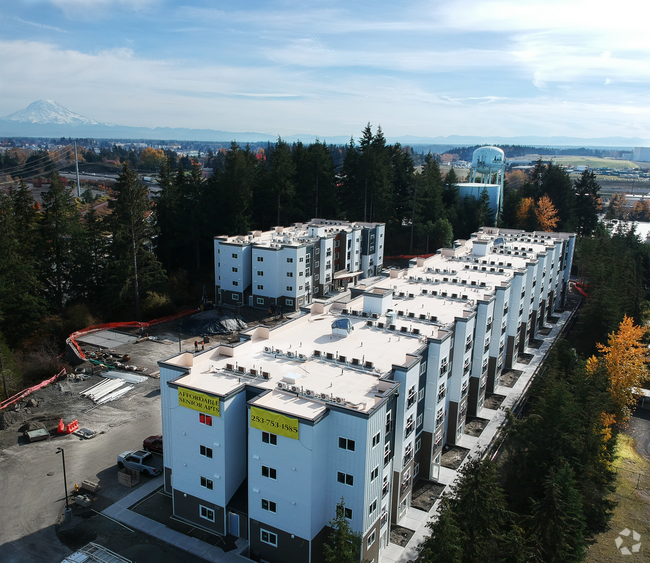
<box><xmin>1</xmin><ymin>100</ymin><xmax>649</xmax><ymax>148</ymax></box>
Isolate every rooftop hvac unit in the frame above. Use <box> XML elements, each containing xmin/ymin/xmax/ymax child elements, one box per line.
<box><xmin>320</xmin><ymin>393</ymin><xmax>329</xmax><ymax>400</ymax></box>
<box><xmin>291</xmin><ymin>385</ymin><xmax>299</xmax><ymax>392</ymax></box>
<box><xmin>286</xmin><ymin>351</ymin><xmax>294</xmax><ymax>358</ymax></box>
<box><xmin>305</xmin><ymin>389</ymin><xmax>314</xmax><ymax>396</ymax></box>
<box><xmin>277</xmin><ymin>382</ymin><xmax>285</xmax><ymax>389</ymax></box>
<box><xmin>298</xmin><ymin>353</ymin><xmax>306</xmax><ymax>360</ymax></box>
<box><xmin>264</xmin><ymin>346</ymin><xmax>271</xmax><ymax>353</ymax></box>
<box><xmin>335</xmin><ymin>397</ymin><xmax>344</xmax><ymax>404</ymax></box>
<box><xmin>275</xmin><ymin>349</ymin><xmax>283</xmax><ymax>356</ymax></box>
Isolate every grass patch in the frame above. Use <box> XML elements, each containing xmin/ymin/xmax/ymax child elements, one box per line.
<box><xmin>586</xmin><ymin>434</ymin><xmax>650</xmax><ymax>562</ymax></box>
<box><xmin>552</xmin><ymin>156</ymin><xmax>639</xmax><ymax>169</ymax></box>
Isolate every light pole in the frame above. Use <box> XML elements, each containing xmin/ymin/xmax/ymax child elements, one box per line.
<box><xmin>56</xmin><ymin>447</ymin><xmax>72</xmax><ymax>522</ymax></box>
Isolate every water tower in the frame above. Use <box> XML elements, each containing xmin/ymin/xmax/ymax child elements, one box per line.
<box><xmin>458</xmin><ymin>146</ymin><xmax>506</xmax><ymax>225</ymax></box>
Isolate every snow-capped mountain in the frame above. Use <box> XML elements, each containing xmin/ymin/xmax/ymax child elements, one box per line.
<box><xmin>2</xmin><ymin>99</ymin><xmax>107</xmax><ymax>126</ymax></box>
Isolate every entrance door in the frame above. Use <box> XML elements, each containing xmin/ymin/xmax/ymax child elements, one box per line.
<box><xmin>228</xmin><ymin>512</ymin><xmax>239</xmax><ymax>537</ymax></box>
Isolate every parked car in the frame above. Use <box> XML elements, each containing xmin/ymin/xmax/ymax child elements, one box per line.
<box><xmin>117</xmin><ymin>450</ymin><xmax>162</xmax><ymax>476</ymax></box>
<box><xmin>143</xmin><ymin>434</ymin><xmax>163</xmax><ymax>455</ymax></box>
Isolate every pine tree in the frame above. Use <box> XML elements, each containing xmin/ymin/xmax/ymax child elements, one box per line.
<box><xmin>417</xmin><ymin>501</ymin><xmax>463</xmax><ymax>563</ymax></box>
<box><xmin>39</xmin><ymin>172</ymin><xmax>80</xmax><ymax>312</ymax></box>
<box><xmin>268</xmin><ymin>138</ymin><xmax>296</xmax><ymax>226</ymax></box>
<box><xmin>323</xmin><ymin>498</ymin><xmax>362</xmax><ymax>563</ymax></box>
<box><xmin>574</xmin><ymin>170</ymin><xmax>601</xmax><ymax>237</ymax></box>
<box><xmin>529</xmin><ymin>464</ymin><xmax>586</xmax><ymax>563</ymax></box>
<box><xmin>105</xmin><ymin>163</ymin><xmax>166</xmax><ymax>320</ymax></box>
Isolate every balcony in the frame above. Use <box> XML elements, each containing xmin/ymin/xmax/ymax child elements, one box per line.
<box><xmin>382</xmin><ymin>482</ymin><xmax>390</xmax><ymax>498</ymax></box>
<box><xmin>461</xmin><ymin>383</ymin><xmax>468</xmax><ymax>398</ymax></box>
<box><xmin>403</xmin><ymin>447</ymin><xmax>413</xmax><ymax>466</ymax></box>
<box><xmin>407</xmin><ymin>393</ymin><xmax>416</xmax><ymax>409</ymax></box>
<box><xmin>400</xmin><ymin>478</ymin><xmax>411</xmax><ymax>495</ymax></box>
<box><xmin>405</xmin><ymin>422</ymin><xmax>415</xmax><ymax>438</ymax></box>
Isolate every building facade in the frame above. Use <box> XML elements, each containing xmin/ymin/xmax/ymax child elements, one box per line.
<box><xmin>214</xmin><ymin>219</ymin><xmax>386</xmax><ymax>311</ymax></box>
<box><xmin>160</xmin><ymin>227</ymin><xmax>575</xmax><ymax>563</ymax></box>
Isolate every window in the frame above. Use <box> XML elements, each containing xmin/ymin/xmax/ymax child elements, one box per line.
<box><xmin>201</xmin><ymin>476</ymin><xmax>214</xmax><ymax>490</ymax></box>
<box><xmin>339</xmin><ymin>437</ymin><xmax>356</xmax><ymax>451</ymax></box>
<box><xmin>372</xmin><ymin>432</ymin><xmax>380</xmax><ymax>447</ymax></box>
<box><xmin>257</xmin><ymin>256</ymin><xmax>264</xmax><ymax>262</ymax></box>
<box><xmin>232</xmin><ymin>267</ymin><xmax>238</xmax><ymax>272</ymax></box>
<box><xmin>414</xmin><ymin>462</ymin><xmax>420</xmax><ymax>476</ymax></box>
<box><xmin>418</xmin><ymin>388</ymin><xmax>425</xmax><ymax>402</ymax></box>
<box><xmin>257</xmin><ymin>297</ymin><xmax>264</xmax><ymax>305</ymax></box>
<box><xmin>262</xmin><ymin>432</ymin><xmax>277</xmax><ymax>445</ymax></box>
<box><xmin>231</xmin><ymin>253</ymin><xmax>238</xmax><ymax>258</ymax></box>
<box><xmin>286</xmin><ymin>286</ymin><xmax>293</xmax><ymax>291</ymax></box>
<box><xmin>382</xmin><ymin>475</ymin><xmax>390</xmax><ymax>498</ymax></box>
<box><xmin>315</xmin><ymin>261</ymin><xmax>320</xmax><ymax>268</ymax></box>
<box><xmin>200</xmin><ymin>505</ymin><xmax>215</xmax><ymax>522</ymax></box>
<box><xmin>405</xmin><ymin>414</ymin><xmax>415</xmax><ymax>437</ymax></box>
<box><xmin>257</xmin><ymin>285</ymin><xmax>263</xmax><ymax>290</ymax></box>
<box><xmin>257</xmin><ymin>270</ymin><xmax>264</xmax><ymax>276</ymax></box>
<box><xmin>314</xmin><ymin>274</ymin><xmax>320</xmax><ymax>281</ymax></box>
<box><xmin>299</xmin><ymin>257</ymin><xmax>304</xmax><ymax>262</ymax></box>
<box><xmin>315</xmin><ymin>248</ymin><xmax>320</xmax><ymax>255</ymax></box>
<box><xmin>385</xmin><ymin>410</ymin><xmax>393</xmax><ymax>434</ymax></box>
<box><xmin>417</xmin><ymin>413</ymin><xmax>423</xmax><ymax>427</ymax></box>
<box><xmin>368</xmin><ymin>499</ymin><xmax>377</xmax><ymax>516</ymax></box>
<box><xmin>407</xmin><ymin>385</ymin><xmax>416</xmax><ymax>408</ymax></box>
<box><xmin>261</xmin><ymin>529</ymin><xmax>278</xmax><ymax>547</ymax></box>
<box><xmin>200</xmin><ymin>445</ymin><xmax>213</xmax><ymax>458</ymax></box>
<box><xmin>370</xmin><ymin>466</ymin><xmax>379</xmax><ymax>481</ymax></box>
<box><xmin>384</xmin><ymin>442</ymin><xmax>391</xmax><ymax>466</ymax></box>
<box><xmin>199</xmin><ymin>413</ymin><xmax>213</xmax><ymax>426</ymax></box>
<box><xmin>262</xmin><ymin>465</ymin><xmax>277</xmax><ymax>479</ymax></box>
<box><xmin>299</xmin><ymin>271</ymin><xmax>304</xmax><ymax>276</ymax></box>
<box><xmin>367</xmin><ymin>530</ymin><xmax>376</xmax><ymax>548</ymax></box>
<box><xmin>287</xmin><ymin>257</ymin><xmax>293</xmax><ymax>263</ymax></box>
<box><xmin>261</xmin><ymin>499</ymin><xmax>277</xmax><ymax>513</ymax></box>
<box><xmin>287</xmin><ymin>272</ymin><xmax>293</xmax><ymax>277</ymax></box>
<box><xmin>337</xmin><ymin>503</ymin><xmax>352</xmax><ymax>520</ymax></box>
<box><xmin>337</xmin><ymin>471</ymin><xmax>354</xmax><ymax>486</ymax></box>
<box><xmin>286</xmin><ymin>299</ymin><xmax>294</xmax><ymax>306</ymax></box>
<box><xmin>415</xmin><ymin>438</ymin><xmax>421</xmax><ymax>453</ymax></box>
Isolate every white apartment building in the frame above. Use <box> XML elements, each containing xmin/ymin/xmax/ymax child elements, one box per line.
<box><xmin>160</xmin><ymin>227</ymin><xmax>575</xmax><ymax>563</ymax></box>
<box><xmin>214</xmin><ymin>219</ymin><xmax>385</xmax><ymax>311</ymax></box>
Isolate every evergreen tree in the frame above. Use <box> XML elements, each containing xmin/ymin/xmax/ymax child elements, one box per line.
<box><xmin>573</xmin><ymin>170</ymin><xmax>600</xmax><ymax>237</ymax></box>
<box><xmin>105</xmin><ymin>163</ymin><xmax>166</xmax><ymax>320</ymax></box>
<box><xmin>268</xmin><ymin>138</ymin><xmax>296</xmax><ymax>226</ymax></box>
<box><xmin>417</xmin><ymin>501</ymin><xmax>463</xmax><ymax>563</ymax></box>
<box><xmin>323</xmin><ymin>498</ymin><xmax>362</xmax><ymax>563</ymax></box>
<box><xmin>71</xmin><ymin>207</ymin><xmax>109</xmax><ymax>303</ymax></box>
<box><xmin>529</xmin><ymin>464</ymin><xmax>586</xmax><ymax>563</ymax></box>
<box><xmin>0</xmin><ymin>192</ymin><xmax>46</xmax><ymax>347</ymax></box>
<box><xmin>39</xmin><ymin>172</ymin><xmax>80</xmax><ymax>313</ymax></box>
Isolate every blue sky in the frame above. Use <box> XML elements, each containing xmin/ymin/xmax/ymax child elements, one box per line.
<box><xmin>1</xmin><ymin>0</ymin><xmax>649</xmax><ymax>139</ymax></box>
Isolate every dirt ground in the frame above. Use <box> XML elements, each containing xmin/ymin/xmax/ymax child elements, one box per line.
<box><xmin>517</xmin><ymin>353</ymin><xmax>534</xmax><ymax>365</ymax></box>
<box><xmin>483</xmin><ymin>393</ymin><xmax>506</xmax><ymax>410</ymax></box>
<box><xmin>441</xmin><ymin>445</ymin><xmax>470</xmax><ymax>470</ymax></box>
<box><xmin>390</xmin><ymin>525</ymin><xmax>415</xmax><ymax>547</ymax></box>
<box><xmin>411</xmin><ymin>480</ymin><xmax>446</xmax><ymax>512</ymax></box>
<box><xmin>499</xmin><ymin>369</ymin><xmax>523</xmax><ymax>389</ymax></box>
<box><xmin>464</xmin><ymin>416</ymin><xmax>489</xmax><ymax>437</ymax></box>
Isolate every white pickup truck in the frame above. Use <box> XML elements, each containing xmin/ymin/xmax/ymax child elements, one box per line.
<box><xmin>117</xmin><ymin>450</ymin><xmax>163</xmax><ymax>476</ymax></box>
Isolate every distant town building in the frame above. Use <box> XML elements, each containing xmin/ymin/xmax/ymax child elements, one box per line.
<box><xmin>160</xmin><ymin>226</ymin><xmax>575</xmax><ymax>563</ymax></box>
<box><xmin>633</xmin><ymin>147</ymin><xmax>650</xmax><ymax>162</ymax></box>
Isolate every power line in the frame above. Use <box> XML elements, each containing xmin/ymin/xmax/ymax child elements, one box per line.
<box><xmin>0</xmin><ymin>146</ymin><xmax>75</xmax><ymax>176</ymax></box>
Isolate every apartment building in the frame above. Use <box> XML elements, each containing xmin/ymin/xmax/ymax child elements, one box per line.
<box><xmin>214</xmin><ymin>219</ymin><xmax>386</xmax><ymax>311</ymax></box>
<box><xmin>160</xmin><ymin>227</ymin><xmax>574</xmax><ymax>563</ymax></box>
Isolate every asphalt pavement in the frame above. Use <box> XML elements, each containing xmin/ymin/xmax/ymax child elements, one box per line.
<box><xmin>0</xmin><ymin>399</ymin><xmax>162</xmax><ymax>563</ymax></box>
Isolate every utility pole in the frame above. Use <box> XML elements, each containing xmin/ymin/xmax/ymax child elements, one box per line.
<box><xmin>74</xmin><ymin>141</ymin><xmax>81</xmax><ymax>198</ymax></box>
<box><xmin>56</xmin><ymin>447</ymin><xmax>71</xmax><ymax>522</ymax></box>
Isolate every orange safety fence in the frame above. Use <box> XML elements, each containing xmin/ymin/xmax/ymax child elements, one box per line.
<box><xmin>0</xmin><ymin>368</ymin><xmax>66</xmax><ymax>411</ymax></box>
<box><xmin>66</xmin><ymin>309</ymin><xmax>198</xmax><ymax>362</ymax></box>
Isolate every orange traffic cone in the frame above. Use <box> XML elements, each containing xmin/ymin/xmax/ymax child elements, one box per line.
<box><xmin>57</xmin><ymin>419</ymin><xmax>65</xmax><ymax>434</ymax></box>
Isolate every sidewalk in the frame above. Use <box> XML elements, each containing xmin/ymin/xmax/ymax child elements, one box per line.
<box><xmin>102</xmin><ymin>478</ymin><xmax>249</xmax><ymax>563</ymax></box>
<box><xmin>382</xmin><ymin>308</ymin><xmax>575</xmax><ymax>563</ymax></box>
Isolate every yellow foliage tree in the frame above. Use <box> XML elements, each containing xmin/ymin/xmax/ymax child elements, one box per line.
<box><xmin>516</xmin><ymin>197</ymin><xmax>536</xmax><ymax>230</ymax></box>
<box><xmin>139</xmin><ymin>147</ymin><xmax>166</xmax><ymax>171</ymax></box>
<box><xmin>535</xmin><ymin>194</ymin><xmax>559</xmax><ymax>232</ymax></box>
<box><xmin>589</xmin><ymin>315</ymin><xmax>649</xmax><ymax>426</ymax></box>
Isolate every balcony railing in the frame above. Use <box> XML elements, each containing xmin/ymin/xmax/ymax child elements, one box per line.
<box><xmin>400</xmin><ymin>478</ymin><xmax>411</xmax><ymax>495</ymax></box>
<box><xmin>405</xmin><ymin>423</ymin><xmax>415</xmax><ymax>438</ymax></box>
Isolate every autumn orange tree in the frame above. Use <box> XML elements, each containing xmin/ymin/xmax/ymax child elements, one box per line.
<box><xmin>535</xmin><ymin>194</ymin><xmax>559</xmax><ymax>232</ymax></box>
<box><xmin>588</xmin><ymin>315</ymin><xmax>649</xmax><ymax>426</ymax></box>
<box><xmin>516</xmin><ymin>197</ymin><xmax>537</xmax><ymax>231</ymax></box>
